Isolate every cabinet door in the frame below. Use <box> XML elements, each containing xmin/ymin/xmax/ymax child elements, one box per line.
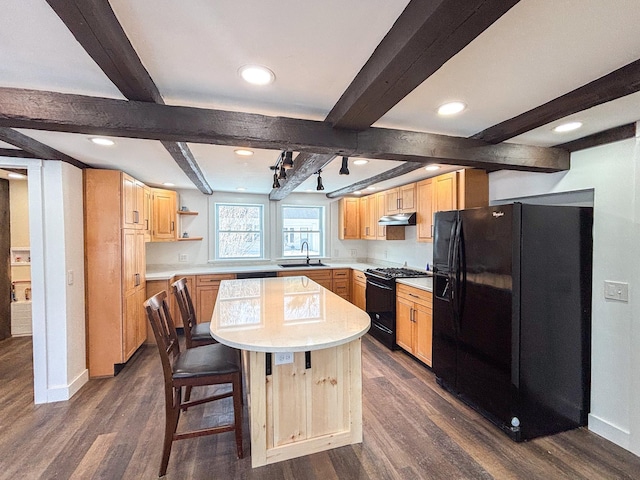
<box><xmin>375</xmin><ymin>192</ymin><xmax>386</xmax><ymax>239</ymax></box>
<box><xmin>434</xmin><ymin>172</ymin><xmax>458</xmax><ymax>213</ymax></box>
<box><xmin>399</xmin><ymin>183</ymin><xmax>416</xmax><ymax>212</ymax></box>
<box><xmin>414</xmin><ymin>301</ymin><xmax>433</xmax><ymax>366</ymax></box>
<box><xmin>359</xmin><ymin>196</ymin><xmax>374</xmax><ymax>239</ymax></box>
<box><xmin>396</xmin><ymin>296</ymin><xmax>414</xmax><ymax>353</ymax></box>
<box><xmin>142</xmin><ymin>186</ymin><xmax>152</xmax><ymax>241</ymax></box>
<box><xmin>416</xmin><ymin>178</ymin><xmax>434</xmax><ymax>242</ymax></box>
<box><xmin>339</xmin><ymin>198</ymin><xmax>360</xmax><ymax>240</ymax></box>
<box><xmin>385</xmin><ymin>188</ymin><xmax>399</xmax><ymax>215</ymax></box>
<box><xmin>151</xmin><ymin>188</ymin><xmax>177</xmax><ymax>241</ymax></box>
<box><xmin>122</xmin><ymin>229</ymin><xmax>139</xmax><ymax>298</ymax></box>
<box><xmin>122</xmin><ymin>173</ymin><xmax>139</xmax><ymax>228</ymax></box>
<box><xmin>196</xmin><ymin>285</ymin><xmax>217</xmax><ymax>325</ymax></box>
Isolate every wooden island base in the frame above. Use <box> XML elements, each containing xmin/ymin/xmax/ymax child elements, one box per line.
<box><xmin>246</xmin><ymin>339</ymin><xmax>363</xmax><ymax>468</ymax></box>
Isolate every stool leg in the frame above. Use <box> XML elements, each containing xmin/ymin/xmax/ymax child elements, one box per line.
<box><xmin>232</xmin><ymin>374</ymin><xmax>243</xmax><ymax>458</ymax></box>
<box><xmin>160</xmin><ymin>390</ymin><xmax>181</xmax><ymax>477</ymax></box>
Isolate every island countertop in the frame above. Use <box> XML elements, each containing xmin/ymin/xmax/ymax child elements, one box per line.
<box><xmin>210</xmin><ymin>276</ymin><xmax>371</xmax><ymax>353</ymax></box>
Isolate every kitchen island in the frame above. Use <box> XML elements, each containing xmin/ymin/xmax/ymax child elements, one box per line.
<box><xmin>210</xmin><ymin>276</ymin><xmax>370</xmax><ymax>468</ymax></box>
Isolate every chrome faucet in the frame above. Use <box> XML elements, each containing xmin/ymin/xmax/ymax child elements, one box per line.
<box><xmin>301</xmin><ymin>241</ymin><xmax>310</xmax><ymax>265</ymax></box>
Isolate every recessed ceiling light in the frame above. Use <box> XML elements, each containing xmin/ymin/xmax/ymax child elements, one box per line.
<box><xmin>238</xmin><ymin>65</ymin><xmax>275</xmax><ymax>86</ymax></box>
<box><xmin>553</xmin><ymin>121</ymin><xmax>583</xmax><ymax>133</ymax></box>
<box><xmin>366</xmin><ymin>186</ymin><xmax>376</xmax><ymax>190</ymax></box>
<box><xmin>163</xmin><ymin>182</ymin><xmax>175</xmax><ymax>187</ymax></box>
<box><xmin>89</xmin><ymin>137</ymin><xmax>115</xmax><ymax>146</ymax></box>
<box><xmin>353</xmin><ymin>191</ymin><xmax>362</xmax><ymax>195</ymax></box>
<box><xmin>425</xmin><ymin>165</ymin><xmax>441</xmax><ymax>171</ymax></box>
<box><xmin>437</xmin><ymin>101</ymin><xmax>466</xmax><ymax>116</ymax></box>
<box><xmin>234</xmin><ymin>149</ymin><xmax>254</xmax><ymax>157</ymax></box>
<box><xmin>236</xmin><ymin>187</ymin><xmax>246</xmax><ymax>192</ymax></box>
<box><xmin>8</xmin><ymin>173</ymin><xmax>25</xmax><ymax>179</ymax></box>
<box><xmin>353</xmin><ymin>159</ymin><xmax>369</xmax><ymax>166</ymax></box>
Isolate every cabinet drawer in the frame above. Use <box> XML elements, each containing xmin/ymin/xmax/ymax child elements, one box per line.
<box><xmin>352</xmin><ymin>270</ymin><xmax>366</xmax><ymax>283</ymax></box>
<box><xmin>196</xmin><ymin>274</ymin><xmax>236</xmax><ymax>286</ymax></box>
<box><xmin>332</xmin><ymin>268</ymin><xmax>350</xmax><ymax>279</ymax></box>
<box><xmin>397</xmin><ymin>284</ymin><xmax>432</xmax><ymax>307</ymax></box>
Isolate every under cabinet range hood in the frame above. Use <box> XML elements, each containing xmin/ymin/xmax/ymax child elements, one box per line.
<box><xmin>378</xmin><ymin>212</ymin><xmax>417</xmax><ymax>226</ymax></box>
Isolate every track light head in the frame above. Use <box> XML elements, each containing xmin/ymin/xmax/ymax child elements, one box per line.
<box><xmin>316</xmin><ymin>170</ymin><xmax>324</xmax><ymax>191</ymax></box>
<box><xmin>339</xmin><ymin>156</ymin><xmax>349</xmax><ymax>175</ymax></box>
<box><xmin>278</xmin><ymin>166</ymin><xmax>287</xmax><ymax>180</ymax></box>
<box><xmin>272</xmin><ymin>172</ymin><xmax>280</xmax><ymax>189</ymax></box>
<box><xmin>283</xmin><ymin>151</ymin><xmax>294</xmax><ymax>169</ymax></box>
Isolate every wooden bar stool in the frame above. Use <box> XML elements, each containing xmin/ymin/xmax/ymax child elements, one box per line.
<box><xmin>144</xmin><ymin>291</ymin><xmax>243</xmax><ymax>477</ymax></box>
<box><xmin>172</xmin><ymin>277</ymin><xmax>217</xmax><ymax>348</ymax></box>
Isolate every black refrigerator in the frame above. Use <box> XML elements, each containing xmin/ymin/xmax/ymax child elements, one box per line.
<box><xmin>432</xmin><ymin>203</ymin><xmax>593</xmax><ymax>441</ymax></box>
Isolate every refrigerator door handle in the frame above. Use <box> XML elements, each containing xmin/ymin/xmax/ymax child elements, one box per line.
<box><xmin>450</xmin><ymin>217</ymin><xmax>462</xmax><ymax>334</ymax></box>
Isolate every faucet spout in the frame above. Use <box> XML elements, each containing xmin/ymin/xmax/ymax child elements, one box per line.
<box><xmin>301</xmin><ymin>241</ymin><xmax>310</xmax><ymax>264</ymax></box>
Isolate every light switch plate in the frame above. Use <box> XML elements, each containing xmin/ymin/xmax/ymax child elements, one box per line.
<box><xmin>178</xmin><ymin>253</ymin><xmax>188</xmax><ymax>262</ymax></box>
<box><xmin>274</xmin><ymin>352</ymin><xmax>294</xmax><ymax>365</ymax></box>
<box><xmin>604</xmin><ymin>280</ymin><xmax>629</xmax><ymax>302</ymax></box>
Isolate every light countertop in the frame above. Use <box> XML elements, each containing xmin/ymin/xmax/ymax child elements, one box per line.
<box><xmin>146</xmin><ymin>262</ymin><xmax>376</xmax><ymax>281</ymax></box>
<box><xmin>210</xmin><ymin>276</ymin><xmax>371</xmax><ymax>352</ymax></box>
<box><xmin>396</xmin><ymin>276</ymin><xmax>433</xmax><ymax>292</ymax></box>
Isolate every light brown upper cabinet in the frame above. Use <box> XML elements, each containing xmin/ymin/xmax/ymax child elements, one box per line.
<box><xmin>150</xmin><ymin>188</ymin><xmax>177</xmax><ymax>242</ymax></box>
<box><xmin>375</xmin><ymin>191</ymin><xmax>386</xmax><ymax>239</ymax></box>
<box><xmin>385</xmin><ymin>183</ymin><xmax>416</xmax><ymax>215</ymax></box>
<box><xmin>121</xmin><ymin>172</ymin><xmax>145</xmax><ymax>230</ymax></box>
<box><xmin>338</xmin><ymin>197</ymin><xmax>360</xmax><ymax>240</ymax></box>
<box><xmin>416</xmin><ymin>178</ymin><xmax>434</xmax><ymax>242</ymax></box>
<box><xmin>360</xmin><ymin>195</ymin><xmax>377</xmax><ymax>240</ymax></box>
<box><xmin>142</xmin><ymin>185</ymin><xmax>152</xmax><ymax>241</ymax></box>
<box><xmin>417</xmin><ymin>169</ymin><xmax>489</xmax><ymax>242</ymax></box>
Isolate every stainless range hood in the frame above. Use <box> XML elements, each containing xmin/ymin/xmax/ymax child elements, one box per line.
<box><xmin>378</xmin><ymin>212</ymin><xmax>417</xmax><ymax>226</ymax></box>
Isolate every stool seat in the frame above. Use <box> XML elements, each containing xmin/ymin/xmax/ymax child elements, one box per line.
<box><xmin>189</xmin><ymin>322</ymin><xmax>216</xmax><ymax>344</ymax></box>
<box><xmin>173</xmin><ymin>343</ymin><xmax>240</xmax><ymax>380</ymax></box>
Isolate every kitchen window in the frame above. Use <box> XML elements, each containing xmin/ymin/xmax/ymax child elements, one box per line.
<box><xmin>281</xmin><ymin>205</ymin><xmax>324</xmax><ymax>257</ymax></box>
<box><xmin>215</xmin><ymin>203</ymin><xmax>264</xmax><ymax>259</ymax></box>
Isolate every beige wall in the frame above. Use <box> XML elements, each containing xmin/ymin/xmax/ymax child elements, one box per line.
<box><xmin>9</xmin><ymin>178</ymin><xmax>30</xmax><ymax>290</ymax></box>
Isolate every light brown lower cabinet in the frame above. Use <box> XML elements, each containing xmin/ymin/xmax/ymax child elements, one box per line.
<box><xmin>396</xmin><ymin>284</ymin><xmax>433</xmax><ymax>366</ymax></box>
<box><xmin>351</xmin><ymin>270</ymin><xmax>366</xmax><ymax>311</ymax></box>
<box><xmin>332</xmin><ymin>268</ymin><xmax>350</xmax><ymax>300</ymax></box>
<box><xmin>196</xmin><ymin>274</ymin><xmax>237</xmax><ymax>324</ymax></box>
<box><xmin>277</xmin><ymin>269</ymin><xmax>333</xmax><ymax>290</ymax></box>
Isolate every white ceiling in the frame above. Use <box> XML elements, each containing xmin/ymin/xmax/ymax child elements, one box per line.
<box><xmin>2</xmin><ymin>0</ymin><xmax>640</xmax><ymax>195</ymax></box>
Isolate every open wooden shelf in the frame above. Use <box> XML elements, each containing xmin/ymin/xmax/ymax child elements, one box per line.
<box><xmin>177</xmin><ymin>210</ymin><xmax>198</xmax><ymax>215</ymax></box>
<box><xmin>177</xmin><ymin>237</ymin><xmax>203</xmax><ymax>241</ymax></box>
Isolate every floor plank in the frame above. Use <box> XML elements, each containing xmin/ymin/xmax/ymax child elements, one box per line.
<box><xmin>2</xmin><ymin>334</ymin><xmax>640</xmax><ymax>479</ymax></box>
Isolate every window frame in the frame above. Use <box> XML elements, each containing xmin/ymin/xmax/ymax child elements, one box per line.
<box><xmin>213</xmin><ymin>201</ymin><xmax>265</xmax><ymax>260</ymax></box>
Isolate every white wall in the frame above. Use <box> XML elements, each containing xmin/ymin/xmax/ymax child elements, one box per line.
<box><xmin>489</xmin><ymin>126</ymin><xmax>640</xmax><ymax>455</ymax></box>
<box><xmin>0</xmin><ymin>157</ymin><xmax>87</xmax><ymax>403</ymax></box>
<box><xmin>146</xmin><ymin>189</ymin><xmax>371</xmax><ymax>267</ymax></box>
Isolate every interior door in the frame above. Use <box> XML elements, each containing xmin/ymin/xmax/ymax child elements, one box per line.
<box><xmin>0</xmin><ymin>179</ymin><xmax>9</xmax><ymax>340</ymax></box>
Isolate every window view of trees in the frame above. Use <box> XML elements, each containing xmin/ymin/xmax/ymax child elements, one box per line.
<box><xmin>282</xmin><ymin>206</ymin><xmax>324</xmax><ymax>257</ymax></box>
<box><xmin>216</xmin><ymin>203</ymin><xmax>263</xmax><ymax>259</ymax></box>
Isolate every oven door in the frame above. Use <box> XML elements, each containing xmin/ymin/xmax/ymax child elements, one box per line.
<box><xmin>365</xmin><ymin>277</ymin><xmax>395</xmax><ymax>314</ymax></box>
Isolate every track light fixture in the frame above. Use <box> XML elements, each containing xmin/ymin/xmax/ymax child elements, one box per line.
<box><xmin>283</xmin><ymin>151</ymin><xmax>294</xmax><ymax>169</ymax></box>
<box><xmin>339</xmin><ymin>156</ymin><xmax>349</xmax><ymax>175</ymax></box>
<box><xmin>316</xmin><ymin>170</ymin><xmax>324</xmax><ymax>191</ymax></box>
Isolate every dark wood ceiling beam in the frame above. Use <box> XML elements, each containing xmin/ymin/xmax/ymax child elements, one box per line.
<box><xmin>326</xmin><ymin>162</ymin><xmax>426</xmax><ymax>198</ymax></box>
<box><xmin>326</xmin><ymin>0</ymin><xmax>520</xmax><ymax>130</ymax></box>
<box><xmin>554</xmin><ymin>123</ymin><xmax>636</xmax><ymax>153</ymax></box>
<box><xmin>0</xmin><ymin>148</ymin><xmax>38</xmax><ymax>159</ymax></box>
<box><xmin>0</xmin><ymin>87</ymin><xmax>569</xmax><ymax>172</ymax></box>
<box><xmin>0</xmin><ymin>127</ymin><xmax>87</xmax><ymax>169</ymax></box>
<box><xmin>270</xmin><ymin>153</ymin><xmax>336</xmax><ymax>201</ymax></box>
<box><xmin>472</xmin><ymin>59</ymin><xmax>640</xmax><ymax>143</ymax></box>
<box><xmin>46</xmin><ymin>0</ymin><xmax>213</xmax><ymax>194</ymax></box>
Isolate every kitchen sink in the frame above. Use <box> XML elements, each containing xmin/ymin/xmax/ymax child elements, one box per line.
<box><xmin>278</xmin><ymin>262</ymin><xmax>328</xmax><ymax>268</ymax></box>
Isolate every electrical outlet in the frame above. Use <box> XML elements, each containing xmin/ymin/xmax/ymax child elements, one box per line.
<box><xmin>604</xmin><ymin>280</ymin><xmax>629</xmax><ymax>302</ymax></box>
<box><xmin>384</xmin><ymin>250</ymin><xmax>388</xmax><ymax>259</ymax></box>
<box><xmin>274</xmin><ymin>352</ymin><xmax>294</xmax><ymax>365</ymax></box>
<box><xmin>178</xmin><ymin>253</ymin><xmax>188</xmax><ymax>262</ymax></box>
<box><xmin>350</xmin><ymin>249</ymin><xmax>357</xmax><ymax>257</ymax></box>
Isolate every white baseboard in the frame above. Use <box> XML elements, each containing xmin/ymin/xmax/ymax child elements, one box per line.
<box><xmin>588</xmin><ymin>413</ymin><xmax>631</xmax><ymax>450</ymax></box>
<box><xmin>45</xmin><ymin>369</ymin><xmax>89</xmax><ymax>403</ymax></box>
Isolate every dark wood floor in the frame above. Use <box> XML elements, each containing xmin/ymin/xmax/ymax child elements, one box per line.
<box><xmin>2</xmin><ymin>335</ymin><xmax>640</xmax><ymax>479</ymax></box>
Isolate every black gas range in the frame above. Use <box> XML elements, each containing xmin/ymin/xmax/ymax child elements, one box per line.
<box><xmin>364</xmin><ymin>267</ymin><xmax>431</xmax><ymax>350</ymax></box>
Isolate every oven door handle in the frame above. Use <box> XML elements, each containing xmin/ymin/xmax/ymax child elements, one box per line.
<box><xmin>366</xmin><ymin>279</ymin><xmax>394</xmax><ymax>291</ymax></box>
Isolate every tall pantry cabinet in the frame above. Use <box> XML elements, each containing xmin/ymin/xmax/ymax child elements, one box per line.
<box><xmin>84</xmin><ymin>169</ymin><xmax>147</xmax><ymax>377</ymax></box>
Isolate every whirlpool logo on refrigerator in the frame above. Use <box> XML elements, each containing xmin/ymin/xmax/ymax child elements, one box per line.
<box><xmin>492</xmin><ymin>211</ymin><xmax>505</xmax><ymax>218</ymax></box>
